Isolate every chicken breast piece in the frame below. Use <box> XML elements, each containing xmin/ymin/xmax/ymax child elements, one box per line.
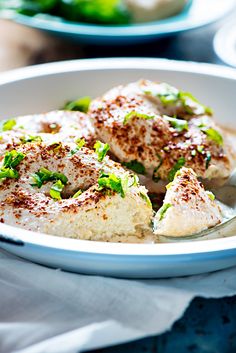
<box><xmin>0</xmin><ymin>142</ymin><xmax>153</xmax><ymax>242</ymax></box>
<box><xmin>0</xmin><ymin>110</ymin><xmax>96</xmax><ymax>155</ymax></box>
<box><xmin>153</xmin><ymin>167</ymin><xmax>222</xmax><ymax>237</ymax></box>
<box><xmin>90</xmin><ymin>80</ymin><xmax>232</xmax><ymax>187</ymax></box>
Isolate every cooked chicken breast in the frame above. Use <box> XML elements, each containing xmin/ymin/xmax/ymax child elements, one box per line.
<box><xmin>0</xmin><ymin>142</ymin><xmax>153</xmax><ymax>242</ymax></box>
<box><xmin>0</xmin><ymin>110</ymin><xmax>96</xmax><ymax>155</ymax></box>
<box><xmin>90</xmin><ymin>80</ymin><xmax>232</xmax><ymax>187</ymax></box>
<box><xmin>153</xmin><ymin>167</ymin><xmax>222</xmax><ymax>237</ymax></box>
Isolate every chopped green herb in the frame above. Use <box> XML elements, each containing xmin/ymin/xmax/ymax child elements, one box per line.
<box><xmin>69</xmin><ymin>138</ymin><xmax>86</xmax><ymax>156</ymax></box>
<box><xmin>120</xmin><ymin>173</ymin><xmax>129</xmax><ymax>197</ymax></box>
<box><xmin>156</xmin><ymin>84</ymin><xmax>179</xmax><ymax>105</ymax></box>
<box><xmin>123</xmin><ymin>111</ymin><xmax>154</xmax><ymax>125</ymax></box>
<box><xmin>128</xmin><ymin>174</ymin><xmax>139</xmax><ymax>188</ymax></box>
<box><xmin>152</xmin><ymin>154</ymin><xmax>163</xmax><ymax>182</ymax></box>
<box><xmin>20</xmin><ymin>135</ymin><xmax>42</xmax><ymax>144</ymax></box>
<box><xmin>0</xmin><ymin>168</ymin><xmax>19</xmax><ymax>179</ymax></box>
<box><xmin>206</xmin><ymin>191</ymin><xmax>215</xmax><ymax>201</ymax></box>
<box><xmin>164</xmin><ymin>116</ymin><xmax>188</xmax><ymax>132</ymax></box>
<box><xmin>0</xmin><ymin>150</ymin><xmax>25</xmax><ymax>180</ymax></box>
<box><xmin>139</xmin><ymin>192</ymin><xmax>152</xmax><ymax>207</ymax></box>
<box><xmin>0</xmin><ymin>119</ymin><xmax>16</xmax><ymax>132</ymax></box>
<box><xmin>50</xmin><ymin>180</ymin><xmax>64</xmax><ymax>200</ymax></box>
<box><xmin>168</xmin><ymin>157</ymin><xmax>185</xmax><ymax>182</ymax></box>
<box><xmin>144</xmin><ymin>83</ymin><xmax>212</xmax><ymax>115</ymax></box>
<box><xmin>166</xmin><ymin>181</ymin><xmax>173</xmax><ymax>190</ymax></box>
<box><xmin>94</xmin><ymin>140</ymin><xmax>110</xmax><ymax>162</ymax></box>
<box><xmin>178</xmin><ymin>91</ymin><xmax>213</xmax><ymax>116</ymax></box>
<box><xmin>98</xmin><ymin>172</ymin><xmax>127</xmax><ymax>198</ymax></box>
<box><xmin>3</xmin><ymin>150</ymin><xmax>25</xmax><ymax>169</ymax></box>
<box><xmin>163</xmin><ymin>146</ymin><xmax>170</xmax><ymax>152</ymax></box>
<box><xmin>158</xmin><ymin>203</ymin><xmax>172</xmax><ymax>221</ymax></box>
<box><xmin>75</xmin><ymin>137</ymin><xmax>86</xmax><ymax>147</ymax></box>
<box><xmin>63</xmin><ymin>96</ymin><xmax>91</xmax><ymax>113</ymax></box>
<box><xmin>201</xmin><ymin>127</ymin><xmax>223</xmax><ymax>145</ymax></box>
<box><xmin>205</xmin><ymin>151</ymin><xmax>211</xmax><ymax>169</ymax></box>
<box><xmin>191</xmin><ymin>150</ymin><xmax>196</xmax><ymax>157</ymax></box>
<box><xmin>197</xmin><ymin>145</ymin><xmax>204</xmax><ymax>154</ymax></box>
<box><xmin>52</xmin><ymin>172</ymin><xmax>68</xmax><ymax>185</ymax></box>
<box><xmin>72</xmin><ymin>190</ymin><xmax>83</xmax><ymax>198</ymax></box>
<box><xmin>123</xmin><ymin>160</ymin><xmax>146</xmax><ymax>175</ymax></box>
<box><xmin>31</xmin><ymin>168</ymin><xmax>68</xmax><ymax>188</ymax></box>
<box><xmin>48</xmin><ymin>142</ymin><xmax>63</xmax><ymax>153</ymax></box>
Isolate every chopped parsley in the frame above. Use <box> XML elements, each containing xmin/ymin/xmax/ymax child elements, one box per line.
<box><xmin>206</xmin><ymin>191</ymin><xmax>215</xmax><ymax>201</ymax></box>
<box><xmin>168</xmin><ymin>157</ymin><xmax>185</xmax><ymax>181</ymax></box>
<box><xmin>144</xmin><ymin>83</ymin><xmax>212</xmax><ymax>116</ymax></box>
<box><xmin>152</xmin><ymin>154</ymin><xmax>163</xmax><ymax>182</ymax></box>
<box><xmin>164</xmin><ymin>115</ymin><xmax>188</xmax><ymax>132</ymax></box>
<box><xmin>205</xmin><ymin>151</ymin><xmax>211</xmax><ymax>169</ymax></box>
<box><xmin>195</xmin><ymin>146</ymin><xmax>211</xmax><ymax>169</ymax></box>
<box><xmin>166</xmin><ymin>181</ymin><xmax>173</xmax><ymax>190</ymax></box>
<box><xmin>123</xmin><ymin>111</ymin><xmax>154</xmax><ymax>125</ymax></box>
<box><xmin>197</xmin><ymin>145</ymin><xmax>204</xmax><ymax>154</ymax></box>
<box><xmin>123</xmin><ymin>160</ymin><xmax>146</xmax><ymax>175</ymax></box>
<box><xmin>72</xmin><ymin>190</ymin><xmax>83</xmax><ymax>198</ymax></box>
<box><xmin>0</xmin><ymin>150</ymin><xmax>25</xmax><ymax>180</ymax></box>
<box><xmin>50</xmin><ymin>180</ymin><xmax>65</xmax><ymax>200</ymax></box>
<box><xmin>201</xmin><ymin>127</ymin><xmax>223</xmax><ymax>145</ymax></box>
<box><xmin>158</xmin><ymin>203</ymin><xmax>172</xmax><ymax>221</ymax></box>
<box><xmin>139</xmin><ymin>192</ymin><xmax>152</xmax><ymax>207</ymax></box>
<box><xmin>63</xmin><ymin>96</ymin><xmax>91</xmax><ymax>113</ymax></box>
<box><xmin>98</xmin><ymin>171</ymin><xmax>127</xmax><ymax>198</ymax></box>
<box><xmin>178</xmin><ymin>91</ymin><xmax>213</xmax><ymax>116</ymax></box>
<box><xmin>94</xmin><ymin>140</ymin><xmax>110</xmax><ymax>162</ymax></box>
<box><xmin>69</xmin><ymin>138</ymin><xmax>85</xmax><ymax>156</ymax></box>
<box><xmin>31</xmin><ymin>168</ymin><xmax>68</xmax><ymax>188</ymax></box>
<box><xmin>20</xmin><ymin>135</ymin><xmax>42</xmax><ymax>144</ymax></box>
<box><xmin>0</xmin><ymin>168</ymin><xmax>18</xmax><ymax>179</ymax></box>
<box><xmin>128</xmin><ymin>174</ymin><xmax>139</xmax><ymax>188</ymax></box>
<box><xmin>0</xmin><ymin>119</ymin><xmax>16</xmax><ymax>132</ymax></box>
<box><xmin>3</xmin><ymin>150</ymin><xmax>25</xmax><ymax>169</ymax></box>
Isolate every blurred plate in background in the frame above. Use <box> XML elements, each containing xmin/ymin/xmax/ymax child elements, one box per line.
<box><xmin>5</xmin><ymin>0</ymin><xmax>236</xmax><ymax>44</ymax></box>
<box><xmin>214</xmin><ymin>19</ymin><xmax>236</xmax><ymax>67</ymax></box>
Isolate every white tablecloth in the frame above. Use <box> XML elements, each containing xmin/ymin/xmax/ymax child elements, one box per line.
<box><xmin>0</xmin><ymin>249</ymin><xmax>236</xmax><ymax>353</ymax></box>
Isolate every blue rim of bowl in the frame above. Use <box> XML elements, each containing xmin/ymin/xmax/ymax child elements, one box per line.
<box><xmin>5</xmin><ymin>0</ymin><xmax>235</xmax><ymax>38</ymax></box>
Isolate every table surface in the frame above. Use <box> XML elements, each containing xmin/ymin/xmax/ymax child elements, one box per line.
<box><xmin>1</xmin><ymin>8</ymin><xmax>236</xmax><ymax>353</ymax></box>
<box><xmin>93</xmin><ymin>296</ymin><xmax>236</xmax><ymax>353</ymax></box>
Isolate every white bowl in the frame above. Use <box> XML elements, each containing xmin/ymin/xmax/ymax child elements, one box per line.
<box><xmin>0</xmin><ymin>58</ymin><xmax>236</xmax><ymax>278</ymax></box>
<box><xmin>214</xmin><ymin>19</ymin><xmax>236</xmax><ymax>67</ymax></box>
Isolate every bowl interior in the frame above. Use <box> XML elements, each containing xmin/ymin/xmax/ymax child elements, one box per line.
<box><xmin>1</xmin><ymin>58</ymin><xmax>236</xmax><ymax>279</ymax></box>
<box><xmin>0</xmin><ymin>58</ymin><xmax>236</xmax><ymax>129</ymax></box>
